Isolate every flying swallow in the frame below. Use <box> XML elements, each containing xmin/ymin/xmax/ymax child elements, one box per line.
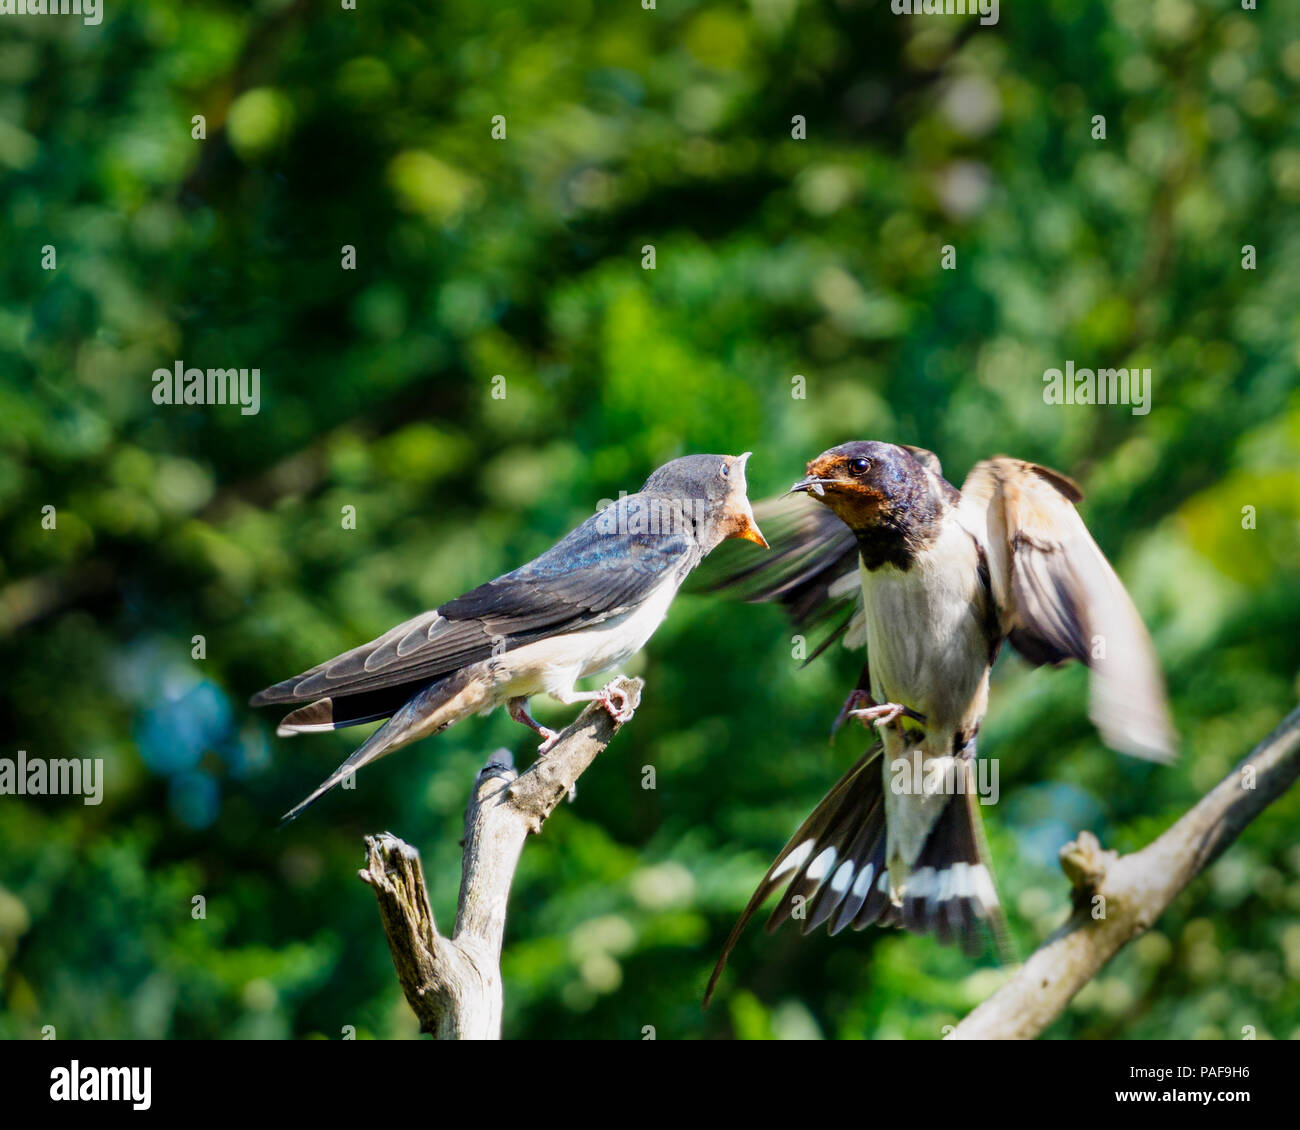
<box><xmin>253</xmin><ymin>453</ymin><xmax>767</xmax><ymax>822</ymax></box>
<box><xmin>705</xmin><ymin>441</ymin><xmax>1174</xmax><ymax>1001</ymax></box>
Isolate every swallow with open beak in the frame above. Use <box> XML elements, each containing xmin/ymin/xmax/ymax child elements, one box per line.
<box><xmin>705</xmin><ymin>441</ymin><xmax>1174</xmax><ymax>1001</ymax></box>
<box><xmin>253</xmin><ymin>453</ymin><xmax>766</xmax><ymax>822</ymax></box>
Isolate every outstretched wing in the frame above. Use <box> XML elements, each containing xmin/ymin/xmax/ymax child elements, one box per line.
<box><xmin>698</xmin><ymin>493</ymin><xmax>862</xmax><ymax>663</ymax></box>
<box><xmin>957</xmin><ymin>457</ymin><xmax>1176</xmax><ymax>761</ymax></box>
<box><xmin>251</xmin><ymin>499</ymin><xmax>697</xmax><ymax>710</ymax></box>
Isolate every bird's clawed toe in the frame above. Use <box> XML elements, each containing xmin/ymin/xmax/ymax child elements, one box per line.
<box><xmin>599</xmin><ymin>684</ymin><xmax>635</xmax><ymax>724</ymax></box>
<box><xmin>831</xmin><ymin>688</ymin><xmax>875</xmax><ymax>739</ymax></box>
<box><xmin>848</xmin><ymin>702</ymin><xmax>925</xmax><ymax>730</ymax></box>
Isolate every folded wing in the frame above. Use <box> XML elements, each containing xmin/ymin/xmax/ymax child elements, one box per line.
<box><xmin>250</xmin><ymin>503</ymin><xmax>696</xmax><ymax>713</ymax></box>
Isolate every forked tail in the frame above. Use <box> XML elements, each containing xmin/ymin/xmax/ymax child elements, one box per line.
<box><xmin>704</xmin><ymin>744</ymin><xmax>1009</xmax><ymax>1005</ymax></box>
<box><xmin>279</xmin><ymin>667</ymin><xmax>480</xmax><ymax>823</ymax></box>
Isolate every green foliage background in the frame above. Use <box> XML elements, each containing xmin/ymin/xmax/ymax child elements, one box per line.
<box><xmin>2</xmin><ymin>0</ymin><xmax>1299</xmax><ymax>1040</ymax></box>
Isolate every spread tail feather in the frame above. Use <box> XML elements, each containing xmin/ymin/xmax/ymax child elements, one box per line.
<box><xmin>898</xmin><ymin>768</ymin><xmax>1011</xmax><ymax>959</ymax></box>
<box><xmin>706</xmin><ymin>744</ymin><xmax>886</xmax><ymax>1006</ymax></box>
<box><xmin>705</xmin><ymin>746</ymin><xmax>1009</xmax><ymax>1006</ymax></box>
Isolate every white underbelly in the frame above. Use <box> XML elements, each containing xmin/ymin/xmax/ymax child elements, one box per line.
<box><xmin>859</xmin><ymin>528</ymin><xmax>987</xmax><ymax>731</ymax></box>
<box><xmin>492</xmin><ymin>572</ymin><xmax>681</xmax><ymax>700</ymax></box>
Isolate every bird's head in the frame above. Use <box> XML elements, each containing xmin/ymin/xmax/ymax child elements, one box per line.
<box><xmin>789</xmin><ymin>441</ymin><xmax>928</xmax><ymax>530</ymax></box>
<box><xmin>641</xmin><ymin>452</ymin><xmax>767</xmax><ymax>552</ymax></box>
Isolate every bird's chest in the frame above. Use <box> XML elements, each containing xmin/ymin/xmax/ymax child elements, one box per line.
<box><xmin>859</xmin><ymin>528</ymin><xmax>990</xmax><ymax>729</ymax></box>
<box><xmin>495</xmin><ymin>568</ymin><xmax>684</xmax><ymax>702</ymax></box>
<box><xmin>561</xmin><ymin>569</ymin><xmax>686</xmax><ymax>676</ymax></box>
<box><xmin>572</xmin><ymin>571</ymin><xmax>682</xmax><ymax>677</ymax></box>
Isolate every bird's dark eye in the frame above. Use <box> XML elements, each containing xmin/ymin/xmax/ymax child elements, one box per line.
<box><xmin>721</xmin><ymin>462</ymin><xmax>729</xmax><ymax>477</ymax></box>
<box><xmin>848</xmin><ymin>457</ymin><xmax>871</xmax><ymax>475</ymax></box>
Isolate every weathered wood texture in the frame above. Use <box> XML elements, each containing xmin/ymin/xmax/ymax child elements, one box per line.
<box><xmin>950</xmin><ymin>705</ymin><xmax>1300</xmax><ymax>1040</ymax></box>
<box><xmin>360</xmin><ymin>676</ymin><xmax>643</xmax><ymax>1039</ymax></box>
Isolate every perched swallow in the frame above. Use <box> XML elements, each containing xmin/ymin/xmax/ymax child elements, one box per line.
<box><xmin>254</xmin><ymin>453</ymin><xmax>767</xmax><ymax>821</ymax></box>
<box><xmin>705</xmin><ymin>441</ymin><xmax>1174</xmax><ymax>1001</ymax></box>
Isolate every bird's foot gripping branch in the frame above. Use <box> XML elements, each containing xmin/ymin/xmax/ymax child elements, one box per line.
<box><xmin>359</xmin><ymin>675</ymin><xmax>644</xmax><ymax>1039</ymax></box>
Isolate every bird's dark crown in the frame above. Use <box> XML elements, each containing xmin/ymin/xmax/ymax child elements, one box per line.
<box><xmin>791</xmin><ymin>441</ymin><xmax>949</xmax><ymax>569</ymax></box>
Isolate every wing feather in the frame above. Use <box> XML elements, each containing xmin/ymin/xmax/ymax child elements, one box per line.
<box><xmin>958</xmin><ymin>457</ymin><xmax>1176</xmax><ymax>760</ymax></box>
<box><xmin>697</xmin><ymin>493</ymin><xmax>862</xmax><ymax>661</ymax></box>
<box><xmin>699</xmin><ymin>448</ymin><xmax>947</xmax><ymax>658</ymax></box>
<box><xmin>251</xmin><ymin>500</ymin><xmax>696</xmax><ymax>707</ymax></box>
